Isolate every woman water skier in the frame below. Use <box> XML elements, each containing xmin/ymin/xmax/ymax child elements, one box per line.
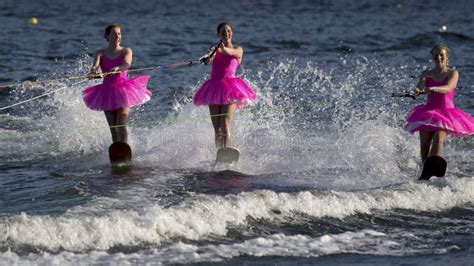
<box><xmin>193</xmin><ymin>22</ymin><xmax>256</xmax><ymax>149</ymax></box>
<box><xmin>83</xmin><ymin>24</ymin><xmax>152</xmax><ymax>144</ymax></box>
<box><xmin>406</xmin><ymin>44</ymin><xmax>474</xmax><ymax>163</ymax></box>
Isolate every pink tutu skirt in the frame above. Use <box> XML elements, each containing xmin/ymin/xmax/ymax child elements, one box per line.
<box><xmin>83</xmin><ymin>75</ymin><xmax>152</xmax><ymax>111</ymax></box>
<box><xmin>406</xmin><ymin>105</ymin><xmax>474</xmax><ymax>137</ymax></box>
<box><xmin>193</xmin><ymin>77</ymin><xmax>256</xmax><ymax>109</ymax></box>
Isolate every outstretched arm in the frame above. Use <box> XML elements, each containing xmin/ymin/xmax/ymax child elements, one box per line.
<box><xmin>87</xmin><ymin>50</ymin><xmax>103</xmax><ymax>79</ymax></box>
<box><xmin>410</xmin><ymin>70</ymin><xmax>429</xmax><ymax>96</ymax></box>
<box><xmin>427</xmin><ymin>70</ymin><xmax>459</xmax><ymax>94</ymax></box>
<box><xmin>89</xmin><ymin>50</ymin><xmax>102</xmax><ymax>74</ymax></box>
<box><xmin>110</xmin><ymin>48</ymin><xmax>133</xmax><ymax>72</ymax></box>
<box><xmin>221</xmin><ymin>45</ymin><xmax>243</xmax><ymax>64</ymax></box>
<box><xmin>199</xmin><ymin>42</ymin><xmax>221</xmax><ymax>64</ymax></box>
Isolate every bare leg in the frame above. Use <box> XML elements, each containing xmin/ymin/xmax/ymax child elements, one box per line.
<box><xmin>117</xmin><ymin>107</ymin><xmax>130</xmax><ymax>143</ymax></box>
<box><xmin>209</xmin><ymin>105</ymin><xmax>223</xmax><ymax>148</ymax></box>
<box><xmin>220</xmin><ymin>103</ymin><xmax>236</xmax><ymax>148</ymax></box>
<box><xmin>104</xmin><ymin>108</ymin><xmax>130</xmax><ymax>143</ymax></box>
<box><xmin>105</xmin><ymin>110</ymin><xmax>119</xmax><ymax>142</ymax></box>
<box><xmin>419</xmin><ymin>131</ymin><xmax>435</xmax><ymax>164</ymax></box>
<box><xmin>429</xmin><ymin>130</ymin><xmax>448</xmax><ymax>157</ymax></box>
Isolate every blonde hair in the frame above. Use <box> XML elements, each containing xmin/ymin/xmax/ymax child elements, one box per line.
<box><xmin>430</xmin><ymin>44</ymin><xmax>450</xmax><ymax>66</ymax></box>
<box><xmin>430</xmin><ymin>43</ymin><xmax>449</xmax><ymax>55</ymax></box>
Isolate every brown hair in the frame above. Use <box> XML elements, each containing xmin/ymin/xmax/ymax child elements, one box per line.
<box><xmin>216</xmin><ymin>22</ymin><xmax>232</xmax><ymax>34</ymax></box>
<box><xmin>104</xmin><ymin>24</ymin><xmax>120</xmax><ymax>39</ymax></box>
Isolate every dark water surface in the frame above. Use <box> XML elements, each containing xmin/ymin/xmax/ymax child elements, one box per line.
<box><xmin>1</xmin><ymin>0</ymin><xmax>473</xmax><ymax>264</ymax></box>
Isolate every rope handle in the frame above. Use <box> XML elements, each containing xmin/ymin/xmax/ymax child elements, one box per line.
<box><xmin>391</xmin><ymin>90</ymin><xmax>426</xmax><ymax>99</ymax></box>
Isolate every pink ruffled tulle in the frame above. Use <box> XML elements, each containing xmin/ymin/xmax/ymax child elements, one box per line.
<box><xmin>405</xmin><ymin>75</ymin><xmax>474</xmax><ymax>137</ymax></box>
<box><xmin>406</xmin><ymin>105</ymin><xmax>474</xmax><ymax>137</ymax></box>
<box><xmin>193</xmin><ymin>77</ymin><xmax>256</xmax><ymax>108</ymax></box>
<box><xmin>83</xmin><ymin>75</ymin><xmax>152</xmax><ymax>111</ymax></box>
<box><xmin>193</xmin><ymin>51</ymin><xmax>256</xmax><ymax>109</ymax></box>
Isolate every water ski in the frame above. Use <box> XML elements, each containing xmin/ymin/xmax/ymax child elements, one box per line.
<box><xmin>109</xmin><ymin>141</ymin><xmax>132</xmax><ymax>164</ymax></box>
<box><xmin>216</xmin><ymin>147</ymin><xmax>240</xmax><ymax>163</ymax></box>
<box><xmin>419</xmin><ymin>155</ymin><xmax>447</xmax><ymax>180</ymax></box>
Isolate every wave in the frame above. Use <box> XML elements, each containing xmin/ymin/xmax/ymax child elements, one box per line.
<box><xmin>0</xmin><ymin>178</ymin><xmax>472</xmax><ymax>252</ymax></box>
<box><xmin>2</xmin><ymin>229</ymin><xmax>452</xmax><ymax>264</ymax></box>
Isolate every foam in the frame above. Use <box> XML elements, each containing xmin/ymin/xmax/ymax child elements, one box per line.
<box><xmin>1</xmin><ymin>58</ymin><xmax>472</xmax><ymax>184</ymax></box>
<box><xmin>1</xmin><ymin>178</ymin><xmax>472</xmax><ymax>252</ymax></box>
<box><xmin>0</xmin><ymin>70</ymin><xmax>109</xmax><ymax>162</ymax></box>
<box><xmin>1</xmin><ymin>56</ymin><xmax>473</xmax><ymax>264</ymax></box>
<box><xmin>0</xmin><ymin>229</ymin><xmax>462</xmax><ymax>264</ymax></box>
